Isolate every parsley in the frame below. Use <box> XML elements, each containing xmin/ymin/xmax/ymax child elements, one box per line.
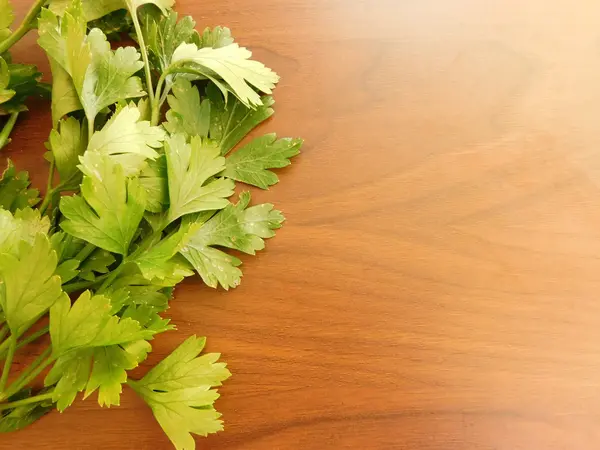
<box><xmin>0</xmin><ymin>0</ymin><xmax>301</xmax><ymax>447</ymax></box>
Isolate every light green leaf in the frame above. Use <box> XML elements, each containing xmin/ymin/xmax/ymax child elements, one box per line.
<box><xmin>140</xmin><ymin>10</ymin><xmax>197</xmax><ymax>74</ymax></box>
<box><xmin>55</xmin><ymin>259</ymin><xmax>80</xmax><ymax>284</ymax></box>
<box><xmin>181</xmin><ymin>192</ymin><xmax>283</xmax><ymax>289</ymax></box>
<box><xmin>81</xmin><ymin>36</ymin><xmax>145</xmax><ymax>122</ymax></box>
<box><xmin>0</xmin><ymin>159</ymin><xmax>40</xmax><ymax>212</ymax></box>
<box><xmin>49</xmin><ymin>116</ymin><xmax>86</xmax><ymax>187</ymax></box>
<box><xmin>87</xmin><ymin>104</ymin><xmax>165</xmax><ymax>175</ymax></box>
<box><xmin>125</xmin><ymin>0</ymin><xmax>174</xmax><ymax>15</ymax></box>
<box><xmin>164</xmin><ymin>78</ymin><xmax>210</xmax><ymax>138</ymax></box>
<box><xmin>60</xmin><ymin>153</ymin><xmax>146</xmax><ymax>255</ymax></box>
<box><xmin>197</xmin><ymin>26</ymin><xmax>234</xmax><ymax>49</ymax></box>
<box><xmin>44</xmin><ymin>348</ymin><xmax>93</xmax><ymax>411</ymax></box>
<box><xmin>139</xmin><ymin>156</ymin><xmax>168</xmax><ymax>213</ymax></box>
<box><xmin>171</xmin><ymin>42</ymin><xmax>279</xmax><ymax>108</ymax></box>
<box><xmin>0</xmin><ymin>0</ymin><xmax>15</xmax><ymax>31</ymax></box>
<box><xmin>49</xmin><ymin>0</ymin><xmax>124</xmax><ymax>22</ymax></box>
<box><xmin>49</xmin><ymin>290</ymin><xmax>152</xmax><ymax>356</ymax></box>
<box><xmin>0</xmin><ymin>234</ymin><xmax>66</xmax><ymax>335</ymax></box>
<box><xmin>135</xmin><ymin>224</ymin><xmax>195</xmax><ymax>283</ymax></box>
<box><xmin>129</xmin><ymin>336</ymin><xmax>231</xmax><ymax>450</ymax></box>
<box><xmin>48</xmin><ymin>57</ymin><xmax>82</xmax><ymax>126</ymax></box>
<box><xmin>0</xmin><ymin>208</ymin><xmax>51</xmax><ymax>257</ymax></box>
<box><xmin>188</xmin><ymin>191</ymin><xmax>283</xmax><ymax>255</ymax></box>
<box><xmin>179</xmin><ymin>245</ymin><xmax>241</xmax><ymax>290</ymax></box>
<box><xmin>224</xmin><ymin>134</ymin><xmax>302</xmax><ymax>189</ymax></box>
<box><xmin>206</xmin><ymin>83</ymin><xmax>274</xmax><ymax>155</ymax></box>
<box><xmin>84</xmin><ymin>341</ymin><xmax>151</xmax><ymax>407</ymax></box>
<box><xmin>0</xmin><ymin>57</ymin><xmax>16</xmax><ymax>105</ymax></box>
<box><xmin>165</xmin><ymin>134</ymin><xmax>234</xmax><ymax>223</ymax></box>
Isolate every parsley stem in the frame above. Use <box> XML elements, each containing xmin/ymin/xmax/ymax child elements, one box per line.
<box><xmin>2</xmin><ymin>347</ymin><xmax>52</xmax><ymax>400</ymax></box>
<box><xmin>0</xmin><ymin>112</ymin><xmax>19</xmax><ymax>150</ymax></box>
<box><xmin>4</xmin><ymin>347</ymin><xmax>56</xmax><ymax>398</ymax></box>
<box><xmin>39</xmin><ymin>159</ymin><xmax>56</xmax><ymax>215</ymax></box>
<box><xmin>0</xmin><ymin>326</ymin><xmax>7</xmax><ymax>346</ymax></box>
<box><xmin>0</xmin><ymin>392</ymin><xmax>54</xmax><ymax>411</ymax></box>
<box><xmin>130</xmin><ymin>10</ymin><xmax>155</xmax><ymax>112</ymax></box>
<box><xmin>0</xmin><ymin>334</ymin><xmax>16</xmax><ymax>394</ymax></box>
<box><xmin>74</xmin><ymin>242</ymin><xmax>97</xmax><ymax>263</ymax></box>
<box><xmin>0</xmin><ymin>0</ymin><xmax>46</xmax><ymax>55</ymax></box>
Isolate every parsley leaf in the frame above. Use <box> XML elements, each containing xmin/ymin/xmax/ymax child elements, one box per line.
<box><xmin>0</xmin><ymin>0</ymin><xmax>14</xmax><ymax>42</ymax></box>
<box><xmin>224</xmin><ymin>134</ymin><xmax>302</xmax><ymax>189</ymax></box>
<box><xmin>49</xmin><ymin>0</ymin><xmax>125</xmax><ymax>22</ymax></box>
<box><xmin>84</xmin><ymin>340</ymin><xmax>151</xmax><ymax>407</ymax></box>
<box><xmin>206</xmin><ymin>83</ymin><xmax>274</xmax><ymax>155</ymax></box>
<box><xmin>48</xmin><ymin>117</ymin><xmax>86</xmax><ymax>188</ymax></box>
<box><xmin>60</xmin><ymin>152</ymin><xmax>146</xmax><ymax>255</ymax></box>
<box><xmin>0</xmin><ymin>208</ymin><xmax>50</xmax><ymax>256</ymax></box>
<box><xmin>129</xmin><ymin>336</ymin><xmax>231</xmax><ymax>449</ymax></box>
<box><xmin>49</xmin><ymin>290</ymin><xmax>152</xmax><ymax>356</ymax></box>
<box><xmin>170</xmin><ymin>42</ymin><xmax>279</xmax><ymax>108</ymax></box>
<box><xmin>181</xmin><ymin>192</ymin><xmax>283</xmax><ymax>289</ymax></box>
<box><xmin>164</xmin><ymin>78</ymin><xmax>210</xmax><ymax>138</ymax></box>
<box><xmin>0</xmin><ymin>159</ymin><xmax>40</xmax><ymax>211</ymax></box>
<box><xmin>196</xmin><ymin>26</ymin><xmax>234</xmax><ymax>49</ymax></box>
<box><xmin>87</xmin><ymin>104</ymin><xmax>165</xmax><ymax>176</ymax></box>
<box><xmin>44</xmin><ymin>348</ymin><xmax>93</xmax><ymax>411</ymax></box>
<box><xmin>0</xmin><ymin>234</ymin><xmax>66</xmax><ymax>336</ymax></box>
<box><xmin>139</xmin><ymin>155</ymin><xmax>168</xmax><ymax>213</ymax></box>
<box><xmin>165</xmin><ymin>134</ymin><xmax>234</xmax><ymax>223</ymax></box>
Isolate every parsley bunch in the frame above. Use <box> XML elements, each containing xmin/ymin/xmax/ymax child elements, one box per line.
<box><xmin>0</xmin><ymin>0</ymin><xmax>301</xmax><ymax>448</ymax></box>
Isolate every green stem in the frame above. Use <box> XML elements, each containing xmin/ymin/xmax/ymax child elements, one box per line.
<box><xmin>0</xmin><ymin>392</ymin><xmax>54</xmax><ymax>411</ymax></box>
<box><xmin>2</xmin><ymin>347</ymin><xmax>51</xmax><ymax>401</ymax></box>
<box><xmin>0</xmin><ymin>0</ymin><xmax>47</xmax><ymax>54</ymax></box>
<box><xmin>2</xmin><ymin>353</ymin><xmax>55</xmax><ymax>401</ymax></box>
<box><xmin>87</xmin><ymin>116</ymin><xmax>95</xmax><ymax>143</ymax></box>
<box><xmin>39</xmin><ymin>159</ymin><xmax>56</xmax><ymax>215</ymax></box>
<box><xmin>0</xmin><ymin>326</ymin><xmax>7</xmax><ymax>346</ymax></box>
<box><xmin>63</xmin><ymin>271</ymin><xmax>111</xmax><ymax>294</ymax></box>
<box><xmin>130</xmin><ymin>10</ymin><xmax>155</xmax><ymax>112</ymax></box>
<box><xmin>0</xmin><ymin>112</ymin><xmax>19</xmax><ymax>150</ymax></box>
<box><xmin>16</xmin><ymin>326</ymin><xmax>49</xmax><ymax>351</ymax></box>
<box><xmin>0</xmin><ymin>334</ymin><xmax>16</xmax><ymax>393</ymax></box>
<box><xmin>74</xmin><ymin>242</ymin><xmax>96</xmax><ymax>262</ymax></box>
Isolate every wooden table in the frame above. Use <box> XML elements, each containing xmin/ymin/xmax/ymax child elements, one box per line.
<box><xmin>4</xmin><ymin>0</ymin><xmax>600</xmax><ymax>448</ymax></box>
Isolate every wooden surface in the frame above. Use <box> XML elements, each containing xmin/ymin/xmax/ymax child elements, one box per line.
<box><xmin>4</xmin><ymin>0</ymin><xmax>600</xmax><ymax>448</ymax></box>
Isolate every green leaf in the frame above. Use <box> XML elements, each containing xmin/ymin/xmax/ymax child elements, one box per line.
<box><xmin>49</xmin><ymin>0</ymin><xmax>124</xmax><ymax>22</ymax></box>
<box><xmin>87</xmin><ymin>104</ymin><xmax>165</xmax><ymax>176</ymax></box>
<box><xmin>179</xmin><ymin>245</ymin><xmax>241</xmax><ymax>290</ymax></box>
<box><xmin>0</xmin><ymin>57</ymin><xmax>16</xmax><ymax>105</ymax></box>
<box><xmin>0</xmin><ymin>159</ymin><xmax>40</xmax><ymax>211</ymax></box>
<box><xmin>196</xmin><ymin>26</ymin><xmax>234</xmax><ymax>49</ymax></box>
<box><xmin>0</xmin><ymin>389</ymin><xmax>54</xmax><ymax>432</ymax></box>
<box><xmin>44</xmin><ymin>348</ymin><xmax>93</xmax><ymax>411</ymax></box>
<box><xmin>49</xmin><ymin>290</ymin><xmax>153</xmax><ymax>356</ymax></box>
<box><xmin>60</xmin><ymin>153</ymin><xmax>146</xmax><ymax>255</ymax></box>
<box><xmin>81</xmin><ymin>32</ymin><xmax>145</xmax><ymax>122</ymax></box>
<box><xmin>48</xmin><ymin>57</ymin><xmax>82</xmax><ymax>126</ymax></box>
<box><xmin>139</xmin><ymin>156</ymin><xmax>168</xmax><ymax>213</ymax></box>
<box><xmin>125</xmin><ymin>0</ymin><xmax>174</xmax><ymax>15</ymax></box>
<box><xmin>164</xmin><ymin>78</ymin><xmax>210</xmax><ymax>138</ymax></box>
<box><xmin>207</xmin><ymin>83</ymin><xmax>274</xmax><ymax>155</ymax></box>
<box><xmin>135</xmin><ymin>224</ymin><xmax>195</xmax><ymax>283</ymax></box>
<box><xmin>170</xmin><ymin>42</ymin><xmax>279</xmax><ymax>108</ymax></box>
<box><xmin>0</xmin><ymin>208</ymin><xmax>50</xmax><ymax>257</ymax></box>
<box><xmin>224</xmin><ymin>134</ymin><xmax>302</xmax><ymax>189</ymax></box>
<box><xmin>49</xmin><ymin>116</ymin><xmax>86</xmax><ymax>187</ymax></box>
<box><xmin>84</xmin><ymin>341</ymin><xmax>151</xmax><ymax>407</ymax></box>
<box><xmin>129</xmin><ymin>336</ymin><xmax>231</xmax><ymax>450</ymax></box>
<box><xmin>0</xmin><ymin>0</ymin><xmax>15</xmax><ymax>32</ymax></box>
<box><xmin>181</xmin><ymin>192</ymin><xmax>283</xmax><ymax>289</ymax></box>
<box><xmin>0</xmin><ymin>234</ymin><xmax>66</xmax><ymax>335</ymax></box>
<box><xmin>140</xmin><ymin>10</ymin><xmax>197</xmax><ymax>74</ymax></box>
<box><xmin>0</xmin><ymin>63</ymin><xmax>48</xmax><ymax>114</ymax></box>
<box><xmin>78</xmin><ymin>248</ymin><xmax>115</xmax><ymax>281</ymax></box>
<box><xmin>165</xmin><ymin>134</ymin><xmax>234</xmax><ymax>223</ymax></box>
<box><xmin>50</xmin><ymin>232</ymin><xmax>86</xmax><ymax>263</ymax></box>
<box><xmin>87</xmin><ymin>9</ymin><xmax>133</xmax><ymax>40</ymax></box>
<box><xmin>55</xmin><ymin>259</ymin><xmax>80</xmax><ymax>284</ymax></box>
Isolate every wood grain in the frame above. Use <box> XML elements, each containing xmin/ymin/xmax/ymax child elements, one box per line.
<box><xmin>3</xmin><ymin>0</ymin><xmax>600</xmax><ymax>448</ymax></box>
